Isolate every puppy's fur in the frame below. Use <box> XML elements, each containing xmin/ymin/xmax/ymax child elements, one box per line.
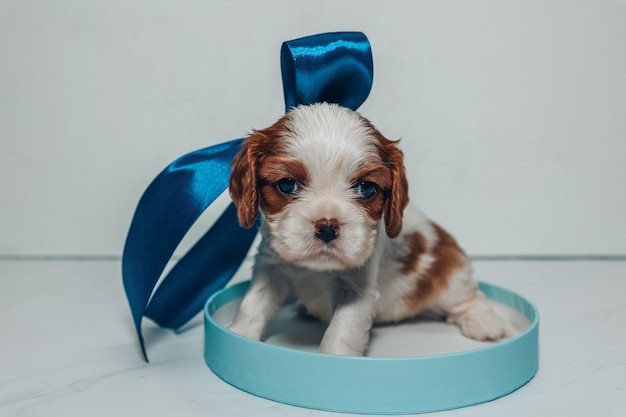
<box><xmin>228</xmin><ymin>103</ymin><xmax>515</xmax><ymax>356</ymax></box>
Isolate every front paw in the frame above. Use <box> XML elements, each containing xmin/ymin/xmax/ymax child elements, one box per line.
<box><xmin>228</xmin><ymin>320</ymin><xmax>264</xmax><ymax>341</ymax></box>
<box><xmin>319</xmin><ymin>333</ymin><xmax>368</xmax><ymax>356</ymax></box>
<box><xmin>319</xmin><ymin>342</ymin><xmax>364</xmax><ymax>356</ymax></box>
<box><xmin>450</xmin><ymin>303</ymin><xmax>517</xmax><ymax>342</ymax></box>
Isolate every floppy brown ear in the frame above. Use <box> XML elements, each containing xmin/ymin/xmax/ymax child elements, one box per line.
<box><xmin>230</xmin><ymin>115</ymin><xmax>291</xmax><ymax>228</ymax></box>
<box><xmin>229</xmin><ymin>138</ymin><xmax>260</xmax><ymax>228</ymax></box>
<box><xmin>376</xmin><ymin>134</ymin><xmax>410</xmax><ymax>238</ymax></box>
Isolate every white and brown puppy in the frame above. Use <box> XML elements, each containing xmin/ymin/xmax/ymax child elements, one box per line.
<box><xmin>228</xmin><ymin>103</ymin><xmax>515</xmax><ymax>356</ymax></box>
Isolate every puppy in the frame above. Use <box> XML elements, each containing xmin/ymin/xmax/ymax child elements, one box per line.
<box><xmin>228</xmin><ymin>103</ymin><xmax>515</xmax><ymax>356</ymax></box>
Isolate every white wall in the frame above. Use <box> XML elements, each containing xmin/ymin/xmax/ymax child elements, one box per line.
<box><xmin>1</xmin><ymin>0</ymin><xmax>625</xmax><ymax>257</ymax></box>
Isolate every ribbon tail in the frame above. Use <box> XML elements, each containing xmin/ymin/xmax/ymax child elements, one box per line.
<box><xmin>122</xmin><ymin>138</ymin><xmax>244</xmax><ymax>361</ymax></box>
<box><xmin>145</xmin><ymin>203</ymin><xmax>258</xmax><ymax>330</ymax></box>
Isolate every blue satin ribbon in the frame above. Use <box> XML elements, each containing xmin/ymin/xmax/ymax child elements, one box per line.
<box><xmin>281</xmin><ymin>31</ymin><xmax>373</xmax><ymax>110</ymax></box>
<box><xmin>122</xmin><ymin>32</ymin><xmax>374</xmax><ymax>361</ymax></box>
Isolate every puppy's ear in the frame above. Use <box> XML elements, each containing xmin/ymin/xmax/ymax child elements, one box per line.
<box><xmin>376</xmin><ymin>134</ymin><xmax>410</xmax><ymax>238</ymax></box>
<box><xmin>229</xmin><ymin>134</ymin><xmax>261</xmax><ymax>228</ymax></box>
<box><xmin>230</xmin><ymin>116</ymin><xmax>290</xmax><ymax>228</ymax></box>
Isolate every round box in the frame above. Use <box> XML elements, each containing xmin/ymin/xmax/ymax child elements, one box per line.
<box><xmin>204</xmin><ymin>281</ymin><xmax>539</xmax><ymax>414</ymax></box>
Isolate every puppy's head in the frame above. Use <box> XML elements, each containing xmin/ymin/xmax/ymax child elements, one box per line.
<box><xmin>230</xmin><ymin>103</ymin><xmax>409</xmax><ymax>271</ymax></box>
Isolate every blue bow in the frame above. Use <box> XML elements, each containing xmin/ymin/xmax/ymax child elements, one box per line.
<box><xmin>122</xmin><ymin>32</ymin><xmax>374</xmax><ymax>361</ymax></box>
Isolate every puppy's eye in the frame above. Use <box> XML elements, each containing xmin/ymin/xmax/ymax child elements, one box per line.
<box><xmin>276</xmin><ymin>178</ymin><xmax>298</xmax><ymax>195</ymax></box>
<box><xmin>357</xmin><ymin>181</ymin><xmax>377</xmax><ymax>199</ymax></box>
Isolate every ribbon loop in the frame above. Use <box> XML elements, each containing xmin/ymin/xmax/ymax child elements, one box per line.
<box><xmin>122</xmin><ymin>32</ymin><xmax>374</xmax><ymax>361</ymax></box>
<box><xmin>281</xmin><ymin>32</ymin><xmax>373</xmax><ymax>111</ymax></box>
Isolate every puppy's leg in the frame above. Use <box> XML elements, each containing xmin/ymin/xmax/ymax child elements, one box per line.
<box><xmin>229</xmin><ymin>269</ymin><xmax>291</xmax><ymax>341</ymax></box>
<box><xmin>319</xmin><ymin>284</ymin><xmax>378</xmax><ymax>356</ymax></box>
<box><xmin>319</xmin><ymin>268</ymin><xmax>380</xmax><ymax>356</ymax></box>
<box><xmin>433</xmin><ymin>263</ymin><xmax>517</xmax><ymax>341</ymax></box>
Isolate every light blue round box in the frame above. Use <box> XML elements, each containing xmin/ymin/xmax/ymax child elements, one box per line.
<box><xmin>204</xmin><ymin>281</ymin><xmax>539</xmax><ymax>414</ymax></box>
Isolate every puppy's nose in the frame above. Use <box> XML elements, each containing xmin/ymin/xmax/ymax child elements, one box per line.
<box><xmin>314</xmin><ymin>218</ymin><xmax>340</xmax><ymax>243</ymax></box>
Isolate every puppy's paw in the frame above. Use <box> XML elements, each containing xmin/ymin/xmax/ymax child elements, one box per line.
<box><xmin>319</xmin><ymin>332</ymin><xmax>368</xmax><ymax>356</ymax></box>
<box><xmin>449</xmin><ymin>301</ymin><xmax>517</xmax><ymax>342</ymax></box>
<box><xmin>228</xmin><ymin>320</ymin><xmax>263</xmax><ymax>341</ymax></box>
<box><xmin>319</xmin><ymin>341</ymin><xmax>365</xmax><ymax>356</ymax></box>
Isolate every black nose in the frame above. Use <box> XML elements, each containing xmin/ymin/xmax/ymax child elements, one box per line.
<box><xmin>315</xmin><ymin>218</ymin><xmax>340</xmax><ymax>243</ymax></box>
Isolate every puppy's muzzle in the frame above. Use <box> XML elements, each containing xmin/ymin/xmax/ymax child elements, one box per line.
<box><xmin>315</xmin><ymin>218</ymin><xmax>340</xmax><ymax>243</ymax></box>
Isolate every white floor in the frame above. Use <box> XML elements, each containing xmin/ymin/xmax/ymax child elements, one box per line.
<box><xmin>1</xmin><ymin>259</ymin><xmax>624</xmax><ymax>417</ymax></box>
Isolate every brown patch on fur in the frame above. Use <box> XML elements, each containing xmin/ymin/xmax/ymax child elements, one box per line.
<box><xmin>258</xmin><ymin>157</ymin><xmax>309</xmax><ymax>184</ymax></box>
<box><xmin>398</xmin><ymin>231</ymin><xmax>428</xmax><ymax>275</ymax></box>
<box><xmin>258</xmin><ymin>157</ymin><xmax>310</xmax><ymax>216</ymax></box>
<box><xmin>358</xmin><ymin>191</ymin><xmax>386</xmax><ymax>222</ymax></box>
<box><xmin>403</xmin><ymin>223</ymin><xmax>468</xmax><ymax>314</ymax></box>
<box><xmin>349</xmin><ymin>162</ymin><xmax>389</xmax><ymax>222</ymax></box>
<box><xmin>351</xmin><ymin>164</ymin><xmax>393</xmax><ymax>190</ymax></box>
